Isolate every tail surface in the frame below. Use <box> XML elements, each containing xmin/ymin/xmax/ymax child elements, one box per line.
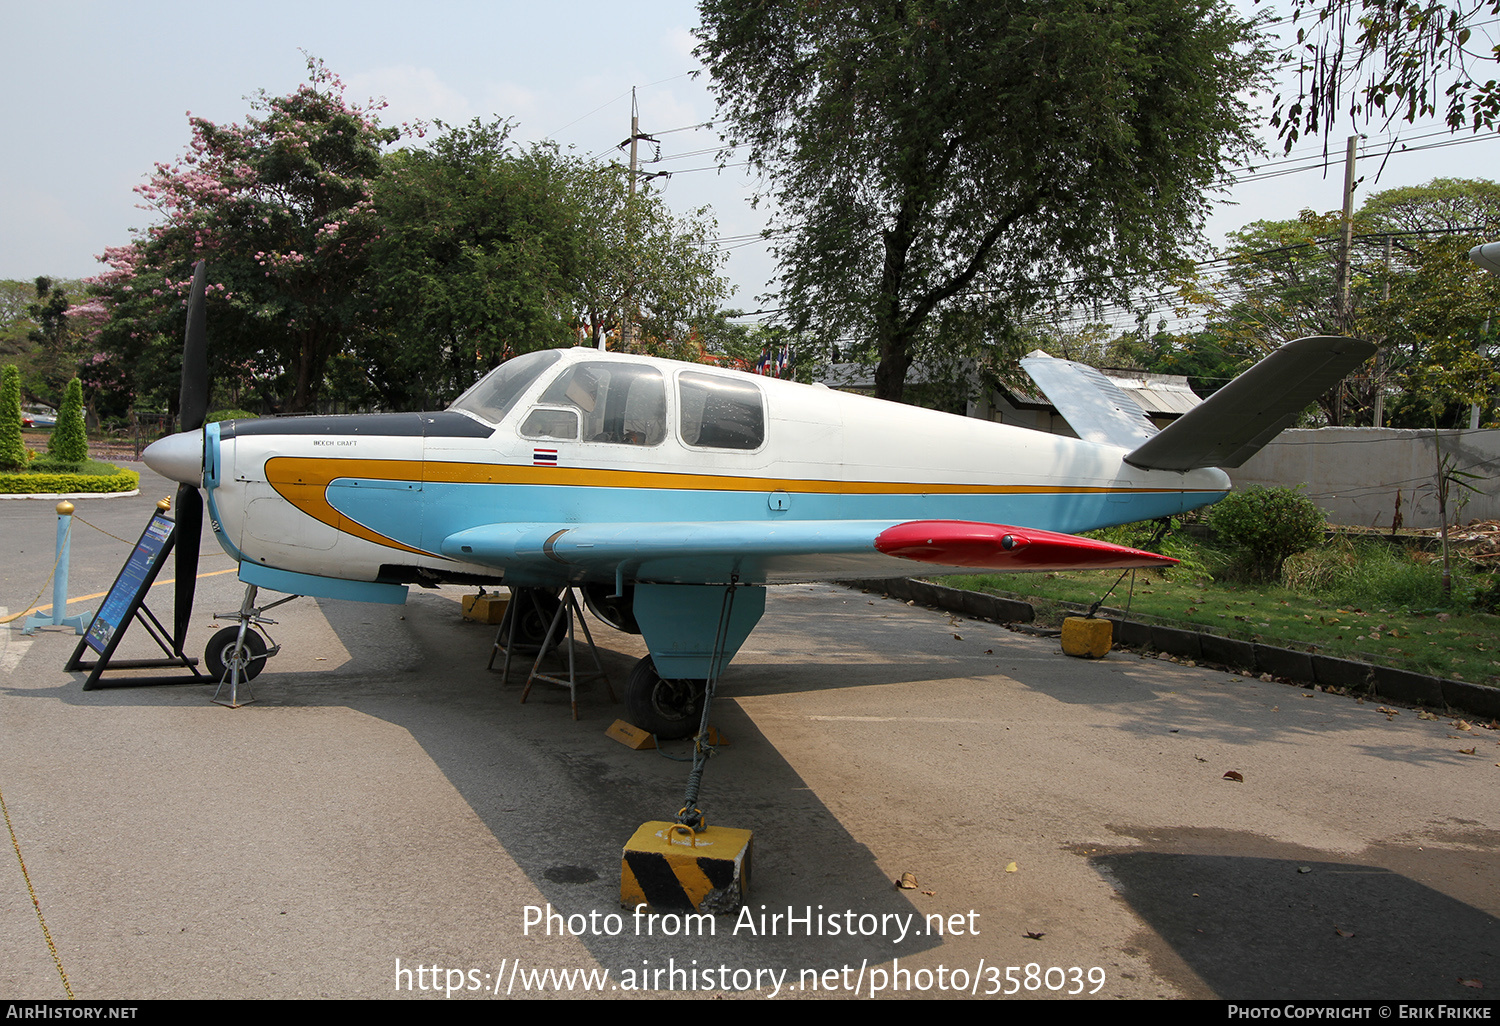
<box><xmin>1023</xmin><ymin>336</ymin><xmax>1377</xmax><ymax>472</ymax></box>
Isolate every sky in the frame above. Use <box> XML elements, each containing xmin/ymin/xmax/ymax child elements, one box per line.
<box><xmin>4</xmin><ymin>0</ymin><xmax>1497</xmax><ymax>324</ymax></box>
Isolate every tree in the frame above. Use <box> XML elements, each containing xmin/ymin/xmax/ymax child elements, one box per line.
<box><xmin>1202</xmin><ymin>213</ymin><xmax>1347</xmax><ymax>353</ymax></box>
<box><xmin>93</xmin><ymin>56</ymin><xmax>404</xmax><ymax>414</ymax></box>
<box><xmin>695</xmin><ymin>0</ymin><xmax>1270</xmax><ymax>402</ymax></box>
<box><xmin>0</xmin><ymin>364</ymin><xmax>24</xmax><ymax>470</ymax></box>
<box><xmin>1269</xmin><ymin>0</ymin><xmax>1500</xmax><ymax>151</ymax></box>
<box><xmin>25</xmin><ymin>278</ymin><xmax>89</xmax><ymax>407</ymax></box>
<box><xmin>366</xmin><ymin>119</ymin><xmax>581</xmax><ymax>409</ymax></box>
<box><xmin>363</xmin><ymin>119</ymin><xmax>735</xmax><ymax>409</ymax></box>
<box><xmin>1172</xmin><ymin>179</ymin><xmax>1500</xmax><ymax>425</ymax></box>
<box><xmin>1356</xmin><ymin>179</ymin><xmax>1500</xmax><ymax>427</ymax></box>
<box><xmin>1</xmin><ymin>281</ymin><xmax>37</xmax><ymax>357</ymax></box>
<box><xmin>1370</xmin><ymin>234</ymin><xmax>1500</xmax><ymax>426</ymax></box>
<box><xmin>48</xmin><ymin>377</ymin><xmax>88</xmax><ymax>464</ymax></box>
<box><xmin>95</xmin><ymin>89</ymin><xmax>737</xmax><ymax>416</ymax></box>
<box><xmin>557</xmin><ymin>160</ymin><xmax>731</xmax><ymax>359</ymax></box>
<box><xmin>1357</xmin><ymin>176</ymin><xmax>1500</xmax><ymax>235</ymax></box>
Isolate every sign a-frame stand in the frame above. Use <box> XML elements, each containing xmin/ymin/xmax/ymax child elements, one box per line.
<box><xmin>67</xmin><ymin>503</ymin><xmax>214</xmax><ymax>690</ymax></box>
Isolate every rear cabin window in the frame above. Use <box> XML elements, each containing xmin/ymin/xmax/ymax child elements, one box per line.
<box><xmin>522</xmin><ymin>361</ymin><xmax>666</xmax><ymax>445</ymax></box>
<box><xmin>678</xmin><ymin>371</ymin><xmax>764</xmax><ymax>450</ymax></box>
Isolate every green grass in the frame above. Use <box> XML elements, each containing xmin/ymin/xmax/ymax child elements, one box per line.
<box><xmin>943</xmin><ymin>534</ymin><xmax>1500</xmax><ymax>687</ymax></box>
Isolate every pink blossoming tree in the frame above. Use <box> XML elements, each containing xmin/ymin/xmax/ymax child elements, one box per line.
<box><xmin>93</xmin><ymin>56</ymin><xmax>406</xmax><ymax>414</ymax></box>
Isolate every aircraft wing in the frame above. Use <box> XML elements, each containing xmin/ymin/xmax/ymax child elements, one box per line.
<box><xmin>441</xmin><ymin>519</ymin><xmax>1175</xmax><ymax>585</ymax></box>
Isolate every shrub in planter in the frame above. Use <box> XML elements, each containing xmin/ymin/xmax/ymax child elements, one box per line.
<box><xmin>1208</xmin><ymin>486</ymin><xmax>1327</xmax><ymax>583</ymax></box>
<box><xmin>48</xmin><ymin>377</ymin><xmax>88</xmax><ymax>464</ymax></box>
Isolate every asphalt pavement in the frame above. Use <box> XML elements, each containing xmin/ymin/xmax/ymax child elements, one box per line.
<box><xmin>1</xmin><ymin>466</ymin><xmax>1496</xmax><ymax>1000</ymax></box>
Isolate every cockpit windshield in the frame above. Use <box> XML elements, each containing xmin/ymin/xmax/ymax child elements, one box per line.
<box><xmin>448</xmin><ymin>350</ymin><xmax>561</xmax><ymax>424</ymax></box>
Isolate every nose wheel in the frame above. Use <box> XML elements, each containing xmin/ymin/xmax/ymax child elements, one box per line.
<box><xmin>204</xmin><ymin>626</ymin><xmax>268</xmax><ymax>682</ymax></box>
<box><xmin>209</xmin><ymin>584</ymin><xmax>292</xmax><ymax>707</ymax></box>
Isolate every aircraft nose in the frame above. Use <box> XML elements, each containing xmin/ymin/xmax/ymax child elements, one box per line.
<box><xmin>143</xmin><ymin>429</ymin><xmax>204</xmax><ymax>487</ymax></box>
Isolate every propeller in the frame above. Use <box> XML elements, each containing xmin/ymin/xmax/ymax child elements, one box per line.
<box><xmin>172</xmin><ymin>261</ymin><xmax>209</xmax><ymax>654</ymax></box>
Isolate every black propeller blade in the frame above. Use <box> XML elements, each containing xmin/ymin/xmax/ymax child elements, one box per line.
<box><xmin>173</xmin><ymin>261</ymin><xmax>209</xmax><ymax>654</ymax></box>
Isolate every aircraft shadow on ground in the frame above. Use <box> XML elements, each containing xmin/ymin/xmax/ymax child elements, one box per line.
<box><xmin>319</xmin><ymin>592</ymin><xmax>948</xmax><ymax>975</ymax></box>
<box><xmin>1091</xmin><ymin>848</ymin><xmax>1499</xmax><ymax>1000</ymax></box>
<box><xmin>34</xmin><ymin>579</ymin><xmax>1492</xmax><ymax>985</ymax></box>
<box><xmin>27</xmin><ymin>586</ymin><xmax>948</xmax><ymax>976</ymax></box>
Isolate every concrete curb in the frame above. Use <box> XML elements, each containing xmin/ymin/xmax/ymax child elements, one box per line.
<box><xmin>847</xmin><ymin>578</ymin><xmax>1500</xmax><ymax>721</ymax></box>
<box><xmin>0</xmin><ymin>489</ymin><xmax>141</xmax><ymax>500</ymax></box>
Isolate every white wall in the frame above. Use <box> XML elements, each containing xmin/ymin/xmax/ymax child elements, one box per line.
<box><xmin>1230</xmin><ymin>427</ymin><xmax>1500</xmax><ymax>529</ymax></box>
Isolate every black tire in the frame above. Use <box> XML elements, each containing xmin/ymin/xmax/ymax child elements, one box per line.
<box><xmin>582</xmin><ymin>582</ymin><xmax>639</xmax><ymax>634</ymax></box>
<box><xmin>499</xmin><ymin>588</ymin><xmax>562</xmax><ymax>651</ymax></box>
<box><xmin>205</xmin><ymin>626</ymin><xmax>268</xmax><ymax>682</ymax></box>
<box><xmin>625</xmin><ymin>655</ymin><xmax>706</xmax><ymax>740</ymax></box>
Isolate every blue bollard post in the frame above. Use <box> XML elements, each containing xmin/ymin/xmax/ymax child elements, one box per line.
<box><xmin>22</xmin><ymin>501</ymin><xmax>93</xmax><ymax>635</ymax></box>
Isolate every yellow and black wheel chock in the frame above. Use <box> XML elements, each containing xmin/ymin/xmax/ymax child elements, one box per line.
<box><xmin>1061</xmin><ymin>615</ymin><xmax>1113</xmax><ymax>659</ymax></box>
<box><xmin>621</xmin><ymin>813</ymin><xmax>752</xmax><ymax>915</ymax></box>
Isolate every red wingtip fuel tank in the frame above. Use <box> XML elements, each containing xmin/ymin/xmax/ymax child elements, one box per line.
<box><xmin>874</xmin><ymin>520</ymin><xmax>1177</xmax><ymax>571</ymax></box>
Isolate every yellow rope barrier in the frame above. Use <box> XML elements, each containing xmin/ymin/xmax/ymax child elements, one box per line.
<box><xmin>0</xmin><ymin>784</ymin><xmax>73</xmax><ymax>999</ymax></box>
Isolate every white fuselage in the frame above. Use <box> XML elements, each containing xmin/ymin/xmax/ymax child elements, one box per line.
<box><xmin>164</xmin><ymin>348</ymin><xmax>1227</xmax><ymax>588</ymax></box>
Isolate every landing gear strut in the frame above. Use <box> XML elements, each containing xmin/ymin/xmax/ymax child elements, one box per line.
<box><xmin>209</xmin><ymin>583</ymin><xmax>291</xmax><ymax>708</ymax></box>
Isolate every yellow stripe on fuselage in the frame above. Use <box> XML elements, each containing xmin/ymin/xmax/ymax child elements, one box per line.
<box><xmin>268</xmin><ymin>455</ymin><xmax>1199</xmax><ymax>495</ymax></box>
<box><xmin>265</xmin><ymin>457</ymin><xmax>431</xmax><ymax>556</ymax></box>
<box><xmin>262</xmin><ymin>455</ymin><xmax>1209</xmax><ymax>556</ymax></box>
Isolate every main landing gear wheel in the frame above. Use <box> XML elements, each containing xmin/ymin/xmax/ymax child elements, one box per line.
<box><xmin>626</xmin><ymin>656</ymin><xmax>706</xmax><ymax>740</ymax></box>
<box><xmin>205</xmin><ymin>626</ymin><xmax>268</xmax><ymax>682</ymax></box>
<box><xmin>582</xmin><ymin>582</ymin><xmax>639</xmax><ymax>634</ymax></box>
<box><xmin>499</xmin><ymin>588</ymin><xmax>562</xmax><ymax>652</ymax></box>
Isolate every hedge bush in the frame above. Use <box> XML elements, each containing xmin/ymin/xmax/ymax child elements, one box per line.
<box><xmin>0</xmin><ymin>365</ymin><xmax>24</xmax><ymax>471</ymax></box>
<box><xmin>1208</xmin><ymin>486</ymin><xmax>1327</xmax><ymax>583</ymax></box>
<box><xmin>0</xmin><ymin>467</ymin><xmax>139</xmax><ymax>494</ymax></box>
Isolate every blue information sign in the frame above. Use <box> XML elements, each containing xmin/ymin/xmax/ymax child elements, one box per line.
<box><xmin>84</xmin><ymin>512</ymin><xmax>176</xmax><ymax>655</ymax></box>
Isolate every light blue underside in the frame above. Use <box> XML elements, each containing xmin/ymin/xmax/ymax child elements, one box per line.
<box><xmin>238</xmin><ymin>561</ymin><xmax>409</xmax><ymax>604</ymax></box>
<box><xmin>329</xmin><ymin>477</ymin><xmax>1224</xmax><ymax>572</ymax></box>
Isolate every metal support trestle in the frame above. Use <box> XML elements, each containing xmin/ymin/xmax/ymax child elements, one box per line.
<box><xmin>497</xmin><ymin>587</ymin><xmax>616</xmax><ymax>719</ymax></box>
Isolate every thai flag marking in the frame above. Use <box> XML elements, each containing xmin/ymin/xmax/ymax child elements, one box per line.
<box><xmin>533</xmin><ymin>448</ymin><xmax>559</xmax><ymax>467</ymax></box>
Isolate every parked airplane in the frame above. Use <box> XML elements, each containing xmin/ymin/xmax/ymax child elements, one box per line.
<box><xmin>144</xmin><ymin>265</ymin><xmax>1374</xmax><ymax>735</ymax></box>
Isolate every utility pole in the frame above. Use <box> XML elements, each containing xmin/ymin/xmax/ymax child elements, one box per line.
<box><xmin>1334</xmin><ymin>134</ymin><xmax>1360</xmax><ymax>425</ymax></box>
<box><xmin>1337</xmin><ymin>134</ymin><xmax>1358</xmax><ymax>331</ymax></box>
<box><xmin>611</xmin><ymin>89</ymin><xmax>661</xmax><ymax>353</ymax></box>
<box><xmin>1473</xmin><ymin>313</ymin><xmax>1491</xmax><ymax>429</ymax></box>
<box><xmin>617</xmin><ymin>90</ymin><xmax>640</xmax><ymax>352</ymax></box>
<box><xmin>1374</xmin><ymin>234</ymin><xmax>1391</xmax><ymax>427</ymax></box>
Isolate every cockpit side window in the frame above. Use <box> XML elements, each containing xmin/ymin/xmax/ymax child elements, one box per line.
<box><xmin>534</xmin><ymin>361</ymin><xmax>666</xmax><ymax>445</ymax></box>
<box><xmin>449</xmin><ymin>350</ymin><xmax>561</xmax><ymax>424</ymax></box>
<box><xmin>519</xmin><ymin>406</ymin><xmax>580</xmax><ymax>441</ymax></box>
<box><xmin>679</xmin><ymin>371</ymin><xmax>764</xmax><ymax>450</ymax></box>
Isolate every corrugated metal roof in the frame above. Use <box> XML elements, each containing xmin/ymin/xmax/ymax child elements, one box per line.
<box><xmin>1102</xmin><ymin>374</ymin><xmax>1202</xmax><ymax>417</ymax></box>
<box><xmin>820</xmin><ymin>360</ymin><xmax>1201</xmax><ymax>418</ymax></box>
